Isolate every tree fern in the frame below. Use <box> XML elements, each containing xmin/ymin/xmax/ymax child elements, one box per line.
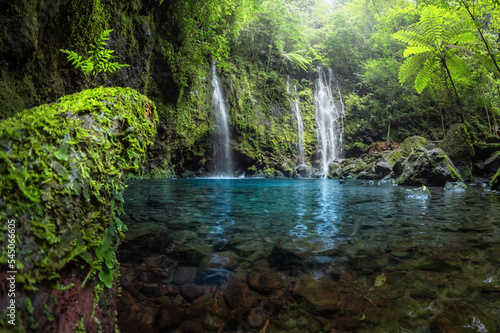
<box><xmin>393</xmin><ymin>5</ymin><xmax>476</xmax><ymax>122</ymax></box>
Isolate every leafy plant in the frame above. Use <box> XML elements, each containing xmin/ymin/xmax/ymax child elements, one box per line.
<box><xmin>393</xmin><ymin>5</ymin><xmax>475</xmax><ymax>122</ymax></box>
<box><xmin>60</xmin><ymin>29</ymin><xmax>129</xmax><ymax>84</ymax></box>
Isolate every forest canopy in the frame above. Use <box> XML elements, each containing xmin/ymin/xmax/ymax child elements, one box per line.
<box><xmin>187</xmin><ymin>0</ymin><xmax>500</xmax><ymax>143</ymax></box>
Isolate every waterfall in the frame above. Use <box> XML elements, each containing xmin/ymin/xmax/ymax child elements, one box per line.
<box><xmin>211</xmin><ymin>61</ymin><xmax>233</xmax><ymax>176</ymax></box>
<box><xmin>287</xmin><ymin>76</ymin><xmax>306</xmax><ymax>166</ymax></box>
<box><xmin>314</xmin><ymin>67</ymin><xmax>345</xmax><ymax>175</ymax></box>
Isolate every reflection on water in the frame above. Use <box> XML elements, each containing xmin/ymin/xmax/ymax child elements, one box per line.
<box><xmin>118</xmin><ymin>178</ymin><xmax>500</xmax><ymax>332</ymax></box>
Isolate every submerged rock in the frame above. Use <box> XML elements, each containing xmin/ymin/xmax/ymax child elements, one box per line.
<box><xmin>444</xmin><ymin>181</ymin><xmax>467</xmax><ymax>192</ymax></box>
<box><xmin>247</xmin><ymin>271</ymin><xmax>284</xmax><ymax>293</ymax></box>
<box><xmin>200</xmin><ymin>252</ymin><xmax>242</xmax><ymax>270</ymax></box>
<box><xmin>395</xmin><ymin>148</ymin><xmax>462</xmax><ymax>186</ymax></box>
<box><xmin>439</xmin><ymin>123</ymin><xmax>475</xmax><ymax>181</ymax></box>
<box><xmin>292</xmin><ymin>277</ymin><xmax>341</xmax><ymax>313</ymax></box>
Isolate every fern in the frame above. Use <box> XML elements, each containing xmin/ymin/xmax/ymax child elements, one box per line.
<box><xmin>282</xmin><ymin>50</ymin><xmax>311</xmax><ymax>71</ymax></box>
<box><xmin>393</xmin><ymin>5</ymin><xmax>476</xmax><ymax>121</ymax></box>
<box><xmin>60</xmin><ymin>29</ymin><xmax>129</xmax><ymax>82</ymax></box>
<box><xmin>415</xmin><ymin>58</ymin><xmax>437</xmax><ymax>93</ymax></box>
<box><xmin>398</xmin><ymin>53</ymin><xmax>429</xmax><ymax>84</ymax></box>
<box><xmin>393</xmin><ymin>5</ymin><xmax>475</xmax><ymax>90</ymax></box>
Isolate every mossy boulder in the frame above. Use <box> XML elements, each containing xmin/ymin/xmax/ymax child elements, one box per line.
<box><xmin>439</xmin><ymin>123</ymin><xmax>475</xmax><ymax>181</ymax></box>
<box><xmin>400</xmin><ymin>136</ymin><xmax>428</xmax><ymax>156</ymax></box>
<box><xmin>395</xmin><ymin>148</ymin><xmax>462</xmax><ymax>186</ymax></box>
<box><xmin>491</xmin><ymin>167</ymin><xmax>500</xmax><ymax>190</ymax></box>
<box><xmin>0</xmin><ymin>87</ymin><xmax>157</xmax><ymax>331</ymax></box>
<box><xmin>382</xmin><ymin>150</ymin><xmax>403</xmax><ymax>167</ymax></box>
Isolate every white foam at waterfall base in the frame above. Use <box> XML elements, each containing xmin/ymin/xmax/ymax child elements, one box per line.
<box><xmin>314</xmin><ymin>67</ymin><xmax>345</xmax><ymax>176</ymax></box>
<box><xmin>211</xmin><ymin>61</ymin><xmax>233</xmax><ymax>177</ymax></box>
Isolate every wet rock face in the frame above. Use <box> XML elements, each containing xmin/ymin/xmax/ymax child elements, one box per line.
<box><xmin>439</xmin><ymin>123</ymin><xmax>475</xmax><ymax>181</ymax></box>
<box><xmin>400</xmin><ymin>136</ymin><xmax>428</xmax><ymax>156</ymax></box>
<box><xmin>374</xmin><ymin>160</ymin><xmax>392</xmax><ymax>177</ymax></box>
<box><xmin>395</xmin><ymin>148</ymin><xmax>463</xmax><ymax>186</ymax></box>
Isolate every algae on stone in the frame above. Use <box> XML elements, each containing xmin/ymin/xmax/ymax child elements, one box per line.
<box><xmin>400</xmin><ymin>136</ymin><xmax>428</xmax><ymax>156</ymax></box>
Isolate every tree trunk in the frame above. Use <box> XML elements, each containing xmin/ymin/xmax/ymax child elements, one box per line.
<box><xmin>442</xmin><ymin>59</ymin><xmax>465</xmax><ymax>123</ymax></box>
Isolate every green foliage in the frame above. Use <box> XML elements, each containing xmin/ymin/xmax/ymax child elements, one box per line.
<box><xmin>60</xmin><ymin>29</ymin><xmax>129</xmax><ymax>82</ymax></box>
<box><xmin>491</xmin><ymin>167</ymin><xmax>500</xmax><ymax>190</ymax></box>
<box><xmin>0</xmin><ymin>87</ymin><xmax>157</xmax><ymax>327</ymax></box>
<box><xmin>394</xmin><ymin>5</ymin><xmax>475</xmax><ymax>94</ymax></box>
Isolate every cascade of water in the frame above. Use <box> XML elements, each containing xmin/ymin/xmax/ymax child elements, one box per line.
<box><xmin>287</xmin><ymin>77</ymin><xmax>306</xmax><ymax>166</ymax></box>
<box><xmin>314</xmin><ymin>66</ymin><xmax>345</xmax><ymax>175</ymax></box>
<box><xmin>211</xmin><ymin>61</ymin><xmax>233</xmax><ymax>176</ymax></box>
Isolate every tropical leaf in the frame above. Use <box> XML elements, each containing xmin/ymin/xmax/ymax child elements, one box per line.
<box><xmin>403</xmin><ymin>46</ymin><xmax>431</xmax><ymax>57</ymax></box>
<box><xmin>446</xmin><ymin>55</ymin><xmax>470</xmax><ymax>78</ymax></box>
<box><xmin>415</xmin><ymin>58</ymin><xmax>437</xmax><ymax>93</ymax></box>
<box><xmin>282</xmin><ymin>50</ymin><xmax>311</xmax><ymax>71</ymax></box>
<box><xmin>398</xmin><ymin>53</ymin><xmax>429</xmax><ymax>84</ymax></box>
<box><xmin>394</xmin><ymin>30</ymin><xmax>433</xmax><ymax>49</ymax></box>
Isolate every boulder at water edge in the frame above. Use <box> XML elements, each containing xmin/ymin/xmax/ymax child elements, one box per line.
<box><xmin>439</xmin><ymin>123</ymin><xmax>475</xmax><ymax>181</ymax></box>
<box><xmin>0</xmin><ymin>87</ymin><xmax>158</xmax><ymax>332</ymax></box>
<box><xmin>400</xmin><ymin>136</ymin><xmax>428</xmax><ymax>156</ymax></box>
<box><xmin>395</xmin><ymin>148</ymin><xmax>462</xmax><ymax>186</ymax></box>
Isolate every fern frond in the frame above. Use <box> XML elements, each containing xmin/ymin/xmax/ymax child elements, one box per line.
<box><xmin>398</xmin><ymin>53</ymin><xmax>430</xmax><ymax>84</ymax></box>
<box><xmin>283</xmin><ymin>50</ymin><xmax>311</xmax><ymax>71</ymax></box>
<box><xmin>403</xmin><ymin>46</ymin><xmax>431</xmax><ymax>57</ymax></box>
<box><xmin>394</xmin><ymin>30</ymin><xmax>433</xmax><ymax>49</ymax></box>
<box><xmin>445</xmin><ymin>55</ymin><xmax>469</xmax><ymax>78</ymax></box>
<box><xmin>447</xmin><ymin>31</ymin><xmax>475</xmax><ymax>45</ymax></box>
<box><xmin>415</xmin><ymin>58</ymin><xmax>437</xmax><ymax>93</ymax></box>
<box><xmin>415</xmin><ymin>6</ymin><xmax>444</xmax><ymax>42</ymax></box>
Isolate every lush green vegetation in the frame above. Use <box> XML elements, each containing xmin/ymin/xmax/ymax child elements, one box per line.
<box><xmin>0</xmin><ymin>87</ymin><xmax>157</xmax><ymax>330</ymax></box>
<box><xmin>1</xmin><ymin>0</ymin><xmax>499</xmax><ymax>330</ymax></box>
<box><xmin>1</xmin><ymin>0</ymin><xmax>499</xmax><ymax>176</ymax></box>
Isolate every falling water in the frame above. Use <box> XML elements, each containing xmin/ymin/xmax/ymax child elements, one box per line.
<box><xmin>314</xmin><ymin>67</ymin><xmax>345</xmax><ymax>175</ymax></box>
<box><xmin>211</xmin><ymin>61</ymin><xmax>233</xmax><ymax>176</ymax></box>
<box><xmin>287</xmin><ymin>77</ymin><xmax>306</xmax><ymax>166</ymax></box>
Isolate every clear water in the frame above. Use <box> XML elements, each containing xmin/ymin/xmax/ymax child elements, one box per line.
<box><xmin>118</xmin><ymin>179</ymin><xmax>500</xmax><ymax>332</ymax></box>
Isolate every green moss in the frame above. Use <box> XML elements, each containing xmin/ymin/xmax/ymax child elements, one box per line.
<box><xmin>491</xmin><ymin>167</ymin><xmax>500</xmax><ymax>190</ymax></box>
<box><xmin>448</xmin><ymin>164</ymin><xmax>462</xmax><ymax>181</ymax></box>
<box><xmin>0</xmin><ymin>87</ymin><xmax>157</xmax><ymax>327</ymax></box>
<box><xmin>400</xmin><ymin>136</ymin><xmax>428</xmax><ymax>156</ymax></box>
<box><xmin>382</xmin><ymin>150</ymin><xmax>403</xmax><ymax>167</ymax></box>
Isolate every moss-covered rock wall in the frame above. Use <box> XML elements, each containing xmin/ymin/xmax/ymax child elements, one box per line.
<box><xmin>0</xmin><ymin>0</ymin><xmax>324</xmax><ymax>178</ymax></box>
<box><xmin>0</xmin><ymin>87</ymin><xmax>157</xmax><ymax>332</ymax></box>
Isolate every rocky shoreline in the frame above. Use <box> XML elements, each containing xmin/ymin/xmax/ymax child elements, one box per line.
<box><xmin>177</xmin><ymin>124</ymin><xmax>500</xmax><ymax>192</ymax></box>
